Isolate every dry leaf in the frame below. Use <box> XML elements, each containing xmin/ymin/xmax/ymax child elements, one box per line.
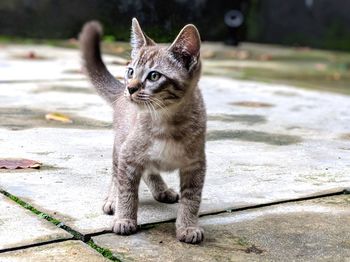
<box><xmin>259</xmin><ymin>54</ymin><xmax>272</xmax><ymax>61</ymax></box>
<box><xmin>332</xmin><ymin>72</ymin><xmax>341</xmax><ymax>81</ymax></box>
<box><xmin>12</xmin><ymin>51</ymin><xmax>49</xmax><ymax>60</ymax></box>
<box><xmin>237</xmin><ymin>50</ymin><xmax>250</xmax><ymax>60</ymax></box>
<box><xmin>201</xmin><ymin>50</ymin><xmax>215</xmax><ymax>59</ymax></box>
<box><xmin>45</xmin><ymin>113</ymin><xmax>73</xmax><ymax>123</ymax></box>
<box><xmin>315</xmin><ymin>63</ymin><xmax>326</xmax><ymax>71</ymax></box>
<box><xmin>112</xmin><ymin>46</ymin><xmax>126</xmax><ymax>53</ymax></box>
<box><xmin>0</xmin><ymin>159</ymin><xmax>42</xmax><ymax>170</ymax></box>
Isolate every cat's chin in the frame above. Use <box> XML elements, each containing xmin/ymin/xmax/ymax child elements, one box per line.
<box><xmin>128</xmin><ymin>99</ymin><xmax>149</xmax><ymax>110</ymax></box>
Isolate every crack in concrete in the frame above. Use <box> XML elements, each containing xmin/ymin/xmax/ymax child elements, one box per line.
<box><xmin>87</xmin><ymin>188</ymin><xmax>350</xmax><ymax>239</ymax></box>
<box><xmin>0</xmin><ymin>190</ymin><xmax>121</xmax><ymax>261</ymax></box>
<box><xmin>0</xmin><ymin>188</ymin><xmax>348</xmax><ymax>260</ymax></box>
<box><xmin>0</xmin><ymin>238</ymin><xmax>71</xmax><ymax>254</ymax></box>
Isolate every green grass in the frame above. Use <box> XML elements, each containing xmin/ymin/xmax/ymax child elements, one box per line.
<box><xmin>87</xmin><ymin>240</ymin><xmax>123</xmax><ymax>262</ymax></box>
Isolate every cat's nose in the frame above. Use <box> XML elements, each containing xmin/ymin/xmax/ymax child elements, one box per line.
<box><xmin>127</xmin><ymin>86</ymin><xmax>139</xmax><ymax>95</ymax></box>
<box><xmin>127</xmin><ymin>80</ymin><xmax>141</xmax><ymax>95</ymax></box>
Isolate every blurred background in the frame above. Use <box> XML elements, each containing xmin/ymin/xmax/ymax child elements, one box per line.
<box><xmin>2</xmin><ymin>0</ymin><xmax>350</xmax><ymax>50</ymax></box>
<box><xmin>1</xmin><ymin>0</ymin><xmax>350</xmax><ymax>94</ymax></box>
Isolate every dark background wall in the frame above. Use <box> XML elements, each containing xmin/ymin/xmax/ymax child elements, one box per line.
<box><xmin>0</xmin><ymin>0</ymin><xmax>247</xmax><ymax>42</ymax></box>
<box><xmin>1</xmin><ymin>0</ymin><xmax>350</xmax><ymax>51</ymax></box>
<box><xmin>248</xmin><ymin>0</ymin><xmax>350</xmax><ymax>51</ymax></box>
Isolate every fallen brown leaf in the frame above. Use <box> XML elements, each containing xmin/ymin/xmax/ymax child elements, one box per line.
<box><xmin>237</xmin><ymin>50</ymin><xmax>250</xmax><ymax>60</ymax></box>
<box><xmin>315</xmin><ymin>63</ymin><xmax>327</xmax><ymax>71</ymax></box>
<box><xmin>259</xmin><ymin>54</ymin><xmax>272</xmax><ymax>61</ymax></box>
<box><xmin>0</xmin><ymin>159</ymin><xmax>42</xmax><ymax>170</ymax></box>
<box><xmin>12</xmin><ymin>51</ymin><xmax>50</xmax><ymax>60</ymax></box>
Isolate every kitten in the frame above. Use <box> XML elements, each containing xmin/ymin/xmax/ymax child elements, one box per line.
<box><xmin>79</xmin><ymin>18</ymin><xmax>206</xmax><ymax>244</ymax></box>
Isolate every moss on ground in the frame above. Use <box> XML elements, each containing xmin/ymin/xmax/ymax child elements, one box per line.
<box><xmin>0</xmin><ymin>190</ymin><xmax>123</xmax><ymax>261</ymax></box>
<box><xmin>87</xmin><ymin>240</ymin><xmax>123</xmax><ymax>262</ymax></box>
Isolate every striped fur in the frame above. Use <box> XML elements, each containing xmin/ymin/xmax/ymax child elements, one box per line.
<box><xmin>80</xmin><ymin>18</ymin><xmax>206</xmax><ymax>244</ymax></box>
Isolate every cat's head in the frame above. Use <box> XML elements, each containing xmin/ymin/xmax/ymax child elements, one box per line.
<box><xmin>124</xmin><ymin>18</ymin><xmax>201</xmax><ymax>110</ymax></box>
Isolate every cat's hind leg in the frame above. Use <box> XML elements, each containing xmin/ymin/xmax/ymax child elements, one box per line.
<box><xmin>102</xmin><ymin>174</ymin><xmax>117</xmax><ymax>215</ymax></box>
<box><xmin>102</xmin><ymin>150</ymin><xmax>120</xmax><ymax>215</ymax></box>
<box><xmin>142</xmin><ymin>171</ymin><xmax>179</xmax><ymax>204</ymax></box>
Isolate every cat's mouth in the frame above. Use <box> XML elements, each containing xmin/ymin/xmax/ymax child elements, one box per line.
<box><xmin>128</xmin><ymin>93</ymin><xmax>151</xmax><ymax>105</ymax></box>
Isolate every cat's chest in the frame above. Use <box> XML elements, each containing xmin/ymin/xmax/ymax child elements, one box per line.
<box><xmin>148</xmin><ymin>138</ymin><xmax>188</xmax><ymax>171</ymax></box>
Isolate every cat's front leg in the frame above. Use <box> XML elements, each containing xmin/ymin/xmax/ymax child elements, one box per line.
<box><xmin>112</xmin><ymin>159</ymin><xmax>142</xmax><ymax>235</ymax></box>
<box><xmin>176</xmin><ymin>160</ymin><xmax>206</xmax><ymax>244</ymax></box>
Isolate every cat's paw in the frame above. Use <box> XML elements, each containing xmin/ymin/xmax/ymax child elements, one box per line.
<box><xmin>102</xmin><ymin>199</ymin><xmax>115</xmax><ymax>215</ymax></box>
<box><xmin>176</xmin><ymin>226</ymin><xmax>204</xmax><ymax>244</ymax></box>
<box><xmin>154</xmin><ymin>188</ymin><xmax>179</xmax><ymax>204</ymax></box>
<box><xmin>112</xmin><ymin>219</ymin><xmax>137</xmax><ymax>235</ymax></box>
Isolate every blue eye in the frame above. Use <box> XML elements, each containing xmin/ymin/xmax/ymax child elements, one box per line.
<box><xmin>148</xmin><ymin>71</ymin><xmax>161</xmax><ymax>81</ymax></box>
<box><xmin>127</xmin><ymin>68</ymin><xmax>134</xmax><ymax>78</ymax></box>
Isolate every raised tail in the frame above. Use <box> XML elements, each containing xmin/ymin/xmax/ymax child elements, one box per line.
<box><xmin>79</xmin><ymin>21</ymin><xmax>124</xmax><ymax>105</ymax></box>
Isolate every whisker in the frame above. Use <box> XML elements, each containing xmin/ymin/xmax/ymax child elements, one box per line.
<box><xmin>148</xmin><ymin>101</ymin><xmax>159</xmax><ymax>121</ymax></box>
<box><xmin>145</xmin><ymin>101</ymin><xmax>154</xmax><ymax>124</ymax></box>
<box><xmin>150</xmin><ymin>97</ymin><xmax>171</xmax><ymax>119</ymax></box>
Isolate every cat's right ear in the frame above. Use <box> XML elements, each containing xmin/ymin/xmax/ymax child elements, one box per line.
<box><xmin>130</xmin><ymin>18</ymin><xmax>155</xmax><ymax>59</ymax></box>
<box><xmin>168</xmin><ymin>24</ymin><xmax>201</xmax><ymax>71</ymax></box>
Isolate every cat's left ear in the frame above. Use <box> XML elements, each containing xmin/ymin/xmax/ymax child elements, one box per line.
<box><xmin>131</xmin><ymin>18</ymin><xmax>156</xmax><ymax>59</ymax></box>
<box><xmin>168</xmin><ymin>24</ymin><xmax>201</xmax><ymax>71</ymax></box>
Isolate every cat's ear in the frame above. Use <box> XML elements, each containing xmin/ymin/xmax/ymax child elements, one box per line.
<box><xmin>130</xmin><ymin>18</ymin><xmax>155</xmax><ymax>58</ymax></box>
<box><xmin>168</xmin><ymin>24</ymin><xmax>201</xmax><ymax>70</ymax></box>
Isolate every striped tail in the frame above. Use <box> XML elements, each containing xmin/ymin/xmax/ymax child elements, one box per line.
<box><xmin>79</xmin><ymin>21</ymin><xmax>124</xmax><ymax>104</ymax></box>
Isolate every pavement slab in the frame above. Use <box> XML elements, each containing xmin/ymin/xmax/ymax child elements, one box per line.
<box><xmin>0</xmin><ymin>194</ymin><xmax>72</xmax><ymax>251</ymax></box>
<box><xmin>0</xmin><ymin>240</ymin><xmax>108</xmax><ymax>262</ymax></box>
<box><xmin>0</xmin><ymin>44</ymin><xmax>125</xmax><ymax>82</ymax></box>
<box><xmin>93</xmin><ymin>195</ymin><xmax>350</xmax><ymax>262</ymax></box>
<box><xmin>0</xmin><ymin>45</ymin><xmax>349</xmax><ymax>236</ymax></box>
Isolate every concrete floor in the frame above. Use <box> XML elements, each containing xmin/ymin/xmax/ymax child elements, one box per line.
<box><xmin>0</xmin><ymin>44</ymin><xmax>349</xmax><ymax>261</ymax></box>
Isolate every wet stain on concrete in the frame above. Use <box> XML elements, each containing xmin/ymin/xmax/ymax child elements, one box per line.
<box><xmin>29</xmin><ymin>151</ymin><xmax>55</xmax><ymax>156</ymax></box>
<box><xmin>274</xmin><ymin>90</ymin><xmax>299</xmax><ymax>97</ymax></box>
<box><xmin>0</xmin><ymin>107</ymin><xmax>112</xmax><ymax>130</ymax></box>
<box><xmin>208</xmin><ymin>114</ymin><xmax>267</xmax><ymax>125</ymax></box>
<box><xmin>286</xmin><ymin>126</ymin><xmax>303</xmax><ymax>130</ymax></box>
<box><xmin>94</xmin><ymin>222</ymin><xmax>265</xmax><ymax>261</ymax></box>
<box><xmin>206</xmin><ymin>130</ymin><xmax>302</xmax><ymax>145</ymax></box>
<box><xmin>244</xmin><ymin>245</ymin><xmax>264</xmax><ymax>254</ymax></box>
<box><xmin>290</xmin><ymin>105</ymin><xmax>316</xmax><ymax>112</ymax></box>
<box><xmin>61</xmin><ymin>69</ymin><xmax>83</xmax><ymax>75</ymax></box>
<box><xmin>310</xmin><ymin>195</ymin><xmax>350</xmax><ymax>207</ymax></box>
<box><xmin>230</xmin><ymin>101</ymin><xmax>275</xmax><ymax>108</ymax></box>
<box><xmin>32</xmin><ymin>85</ymin><xmax>94</xmax><ymax>94</ymax></box>
<box><xmin>339</xmin><ymin>133</ymin><xmax>350</xmax><ymax>140</ymax></box>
